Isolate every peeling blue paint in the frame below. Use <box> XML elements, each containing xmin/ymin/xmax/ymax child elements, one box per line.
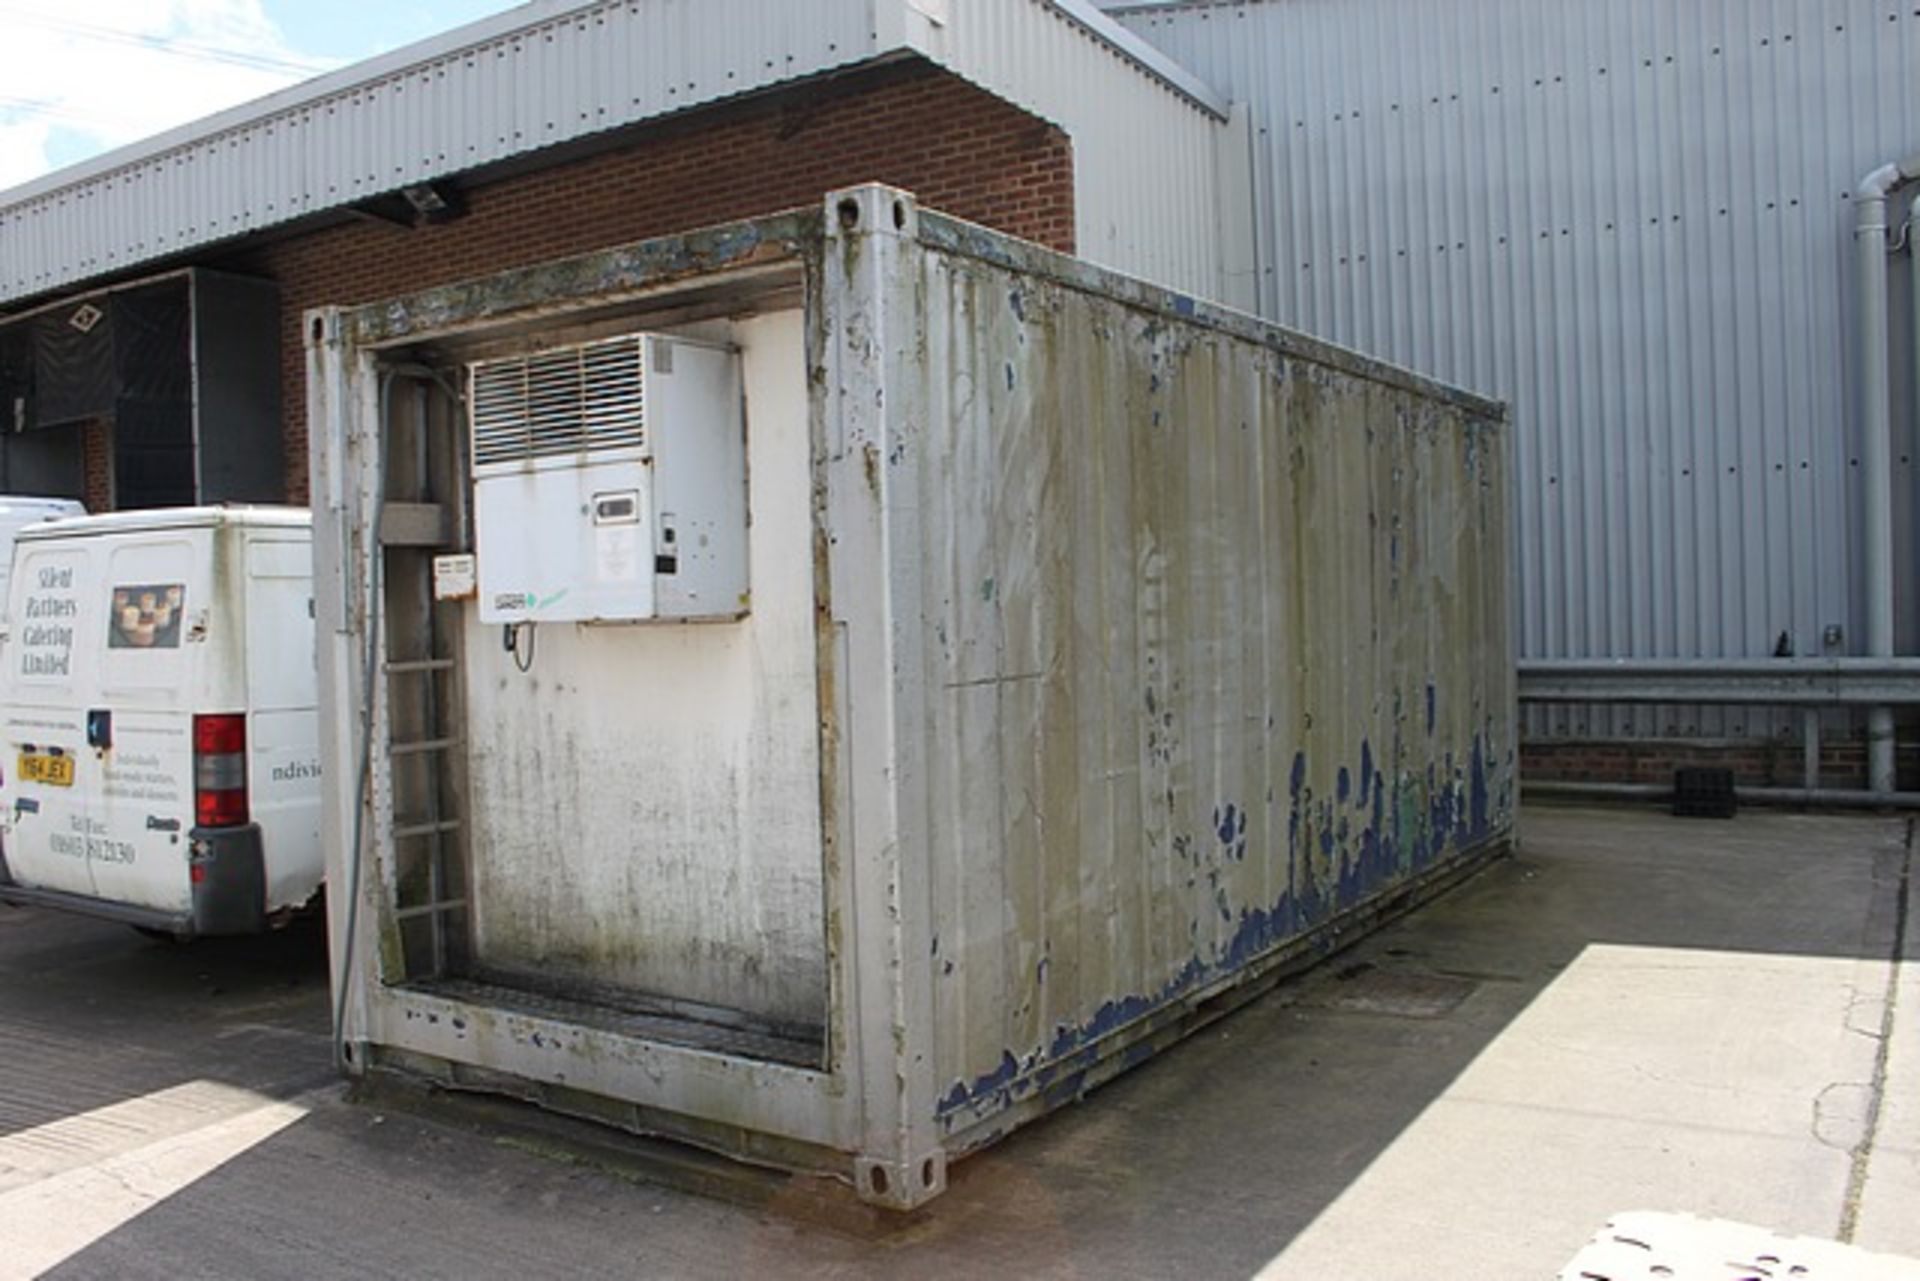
<box><xmin>941</xmin><ymin>1050</ymin><xmax>1021</xmax><ymax>1115</ymax></box>
<box><xmin>937</xmin><ymin>727</ymin><xmax>1511</xmax><ymax>1124</ymax></box>
<box><xmin>1470</xmin><ymin>737</ymin><xmax>1490</xmax><ymax>836</ymax></box>
<box><xmin>1213</xmin><ymin>803</ymin><xmax>1246</xmax><ymax>861</ymax></box>
<box><xmin>1425</xmin><ymin>683</ymin><xmax>1437</xmax><ymax>735</ymax></box>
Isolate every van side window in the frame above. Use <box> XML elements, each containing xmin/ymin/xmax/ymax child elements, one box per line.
<box><xmin>107</xmin><ymin>583</ymin><xmax>185</xmax><ymax>650</ymax></box>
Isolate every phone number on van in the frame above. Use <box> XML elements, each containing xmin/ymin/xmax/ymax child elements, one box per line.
<box><xmin>47</xmin><ymin>832</ymin><xmax>137</xmax><ymax>864</ymax></box>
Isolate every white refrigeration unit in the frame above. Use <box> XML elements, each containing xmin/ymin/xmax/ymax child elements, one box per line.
<box><xmin>468</xmin><ymin>331</ymin><xmax>747</xmax><ymax>624</ymax></box>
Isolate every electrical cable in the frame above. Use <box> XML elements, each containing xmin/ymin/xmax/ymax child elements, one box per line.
<box><xmin>509</xmin><ymin>621</ymin><xmax>536</xmax><ymax>673</ymax></box>
<box><xmin>0</xmin><ymin>6</ymin><xmax>329</xmax><ymax>77</ymax></box>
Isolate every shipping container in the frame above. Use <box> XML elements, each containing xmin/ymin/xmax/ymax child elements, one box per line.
<box><xmin>306</xmin><ymin>184</ymin><xmax>1515</xmax><ymax>1208</ymax></box>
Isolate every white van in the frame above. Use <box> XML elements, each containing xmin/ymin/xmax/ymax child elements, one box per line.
<box><xmin>0</xmin><ymin>506</ymin><xmax>322</xmax><ymax>937</ymax></box>
<box><xmin>0</xmin><ymin>497</ymin><xmax>87</xmax><ymax>619</ymax></box>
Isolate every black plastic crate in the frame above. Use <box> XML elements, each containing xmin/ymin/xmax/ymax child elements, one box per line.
<box><xmin>1672</xmin><ymin>767</ymin><xmax>1737</xmax><ymax>819</ymax></box>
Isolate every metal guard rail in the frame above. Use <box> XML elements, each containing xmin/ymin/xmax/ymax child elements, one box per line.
<box><xmin>1516</xmin><ymin>658</ymin><xmax>1920</xmax><ymax>804</ymax></box>
<box><xmin>1518</xmin><ymin>658</ymin><xmax>1920</xmax><ymax>707</ymax></box>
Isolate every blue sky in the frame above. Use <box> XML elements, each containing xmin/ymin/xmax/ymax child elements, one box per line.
<box><xmin>265</xmin><ymin>0</ymin><xmax>523</xmax><ymax>65</ymax></box>
<box><xmin>1</xmin><ymin>0</ymin><xmax>528</xmax><ymax>189</ymax></box>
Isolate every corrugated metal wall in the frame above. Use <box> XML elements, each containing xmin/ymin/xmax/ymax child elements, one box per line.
<box><xmin>1111</xmin><ymin>0</ymin><xmax>1920</xmax><ymax>740</ymax></box>
<box><xmin>892</xmin><ymin>212</ymin><xmax>1513</xmax><ymax>1139</ymax></box>
<box><xmin>0</xmin><ymin>0</ymin><xmax>879</xmax><ymax>303</ymax></box>
<box><xmin>0</xmin><ymin>0</ymin><xmax>1235</xmax><ymax>312</ymax></box>
<box><xmin>926</xmin><ymin>0</ymin><xmax>1232</xmax><ymax>297</ymax></box>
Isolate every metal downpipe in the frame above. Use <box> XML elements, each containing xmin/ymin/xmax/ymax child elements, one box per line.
<box><xmin>1854</xmin><ymin>159</ymin><xmax>1920</xmax><ymax>793</ymax></box>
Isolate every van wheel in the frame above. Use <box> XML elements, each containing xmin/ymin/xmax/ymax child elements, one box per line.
<box><xmin>131</xmin><ymin>925</ymin><xmax>190</xmax><ymax>945</ymax></box>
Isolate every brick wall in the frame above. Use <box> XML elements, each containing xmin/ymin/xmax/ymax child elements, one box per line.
<box><xmin>1522</xmin><ymin>737</ymin><xmax>1920</xmax><ymax>791</ymax></box>
<box><xmin>211</xmin><ymin>59</ymin><xmax>1076</xmax><ymax>503</ymax></box>
<box><xmin>81</xmin><ymin>420</ymin><xmax>111</xmax><ymax>513</ymax></box>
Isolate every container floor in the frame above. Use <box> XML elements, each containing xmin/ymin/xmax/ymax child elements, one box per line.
<box><xmin>411</xmin><ymin>972</ymin><xmax>825</xmax><ymax>1068</ymax></box>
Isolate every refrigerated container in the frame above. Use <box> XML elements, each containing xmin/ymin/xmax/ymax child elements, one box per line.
<box><xmin>307</xmin><ymin>185</ymin><xmax>1515</xmax><ymax>1208</ymax></box>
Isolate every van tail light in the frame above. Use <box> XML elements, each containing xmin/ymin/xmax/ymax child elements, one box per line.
<box><xmin>193</xmin><ymin>714</ymin><xmax>249</xmax><ymax>828</ymax></box>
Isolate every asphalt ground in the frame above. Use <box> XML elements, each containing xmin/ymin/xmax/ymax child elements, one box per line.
<box><xmin>1</xmin><ymin>804</ymin><xmax>1913</xmax><ymax>1279</ymax></box>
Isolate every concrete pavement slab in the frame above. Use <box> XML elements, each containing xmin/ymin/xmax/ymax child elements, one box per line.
<box><xmin>1854</xmin><ymin>829</ymin><xmax>1919</xmax><ymax>1258</ymax></box>
<box><xmin>0</xmin><ymin>804</ymin><xmax>1909</xmax><ymax>1279</ymax></box>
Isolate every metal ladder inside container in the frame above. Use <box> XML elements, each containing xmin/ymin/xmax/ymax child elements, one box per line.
<box><xmin>375</xmin><ymin>370</ymin><xmax>472</xmax><ymax>983</ymax></box>
<box><xmin>385</xmin><ymin>655</ymin><xmax>462</xmax><ymax>977</ymax></box>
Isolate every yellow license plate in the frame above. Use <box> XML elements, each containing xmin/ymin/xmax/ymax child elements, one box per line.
<box><xmin>18</xmin><ymin>753</ymin><xmax>74</xmax><ymax>787</ymax></box>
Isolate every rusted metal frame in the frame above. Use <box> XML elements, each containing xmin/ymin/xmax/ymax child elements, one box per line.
<box><xmin>361</xmin><ymin>987</ymin><xmax>851</xmax><ymax>1157</ymax></box>
<box><xmin>910</xmin><ymin>207</ymin><xmax>1506</xmax><ymax>424</ymax></box>
<box><xmin>819</xmin><ymin>186</ymin><xmax>946</xmax><ymax>1208</ymax></box>
<box><xmin>310</xmin><ymin>215</ymin><xmax>869</xmax><ymax>1157</ymax></box>
<box><xmin>306</xmin><ymin>308</ymin><xmax>394</xmax><ymax>1069</ymax></box>
<box><xmin>363</xmin><ymin>1041</ymin><xmax>855</xmax><ymax>1181</ymax></box>
<box><xmin>307</xmin><ymin>307</ymin><xmax>364</xmax><ymax>1065</ymax></box>
<box><xmin>338</xmin><ymin>211</ymin><xmax>819</xmax><ymax>349</ymax></box>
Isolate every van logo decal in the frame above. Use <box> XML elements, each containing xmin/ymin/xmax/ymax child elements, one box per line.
<box><xmin>493</xmin><ymin>592</ymin><xmax>534</xmax><ymax>613</ymax></box>
<box><xmin>271</xmin><ymin>760</ymin><xmax>321</xmax><ymax>783</ymax></box>
<box><xmin>146</xmin><ymin>816</ymin><xmax>180</xmax><ymax>833</ymax></box>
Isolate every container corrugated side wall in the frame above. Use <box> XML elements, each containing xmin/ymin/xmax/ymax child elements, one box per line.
<box><xmin>887</xmin><ymin>219</ymin><xmax>1515</xmax><ymax>1134</ymax></box>
<box><xmin>1112</xmin><ymin>0</ymin><xmax>1920</xmax><ymax>743</ymax></box>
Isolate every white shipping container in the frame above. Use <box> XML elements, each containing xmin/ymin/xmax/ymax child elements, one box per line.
<box><xmin>307</xmin><ymin>185</ymin><xmax>1515</xmax><ymax>1208</ymax></box>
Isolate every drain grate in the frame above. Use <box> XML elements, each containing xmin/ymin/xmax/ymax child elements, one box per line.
<box><xmin>1304</xmin><ymin>964</ymin><xmax>1480</xmax><ymax>1019</ymax></box>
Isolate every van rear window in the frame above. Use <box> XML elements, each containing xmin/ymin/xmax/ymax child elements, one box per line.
<box><xmin>108</xmin><ymin>583</ymin><xmax>184</xmax><ymax>650</ymax></box>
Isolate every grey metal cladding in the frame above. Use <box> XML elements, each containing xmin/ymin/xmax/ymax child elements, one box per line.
<box><xmin>1112</xmin><ymin>0</ymin><xmax>1920</xmax><ymax>741</ymax></box>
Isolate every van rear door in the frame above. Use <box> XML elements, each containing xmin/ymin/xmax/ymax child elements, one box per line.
<box><xmin>86</xmin><ymin>533</ymin><xmax>204</xmax><ymax>914</ymax></box>
<box><xmin>1</xmin><ymin>540</ymin><xmax>96</xmax><ymax>897</ymax></box>
<box><xmin>244</xmin><ymin>535</ymin><xmax>321</xmax><ymax>911</ymax></box>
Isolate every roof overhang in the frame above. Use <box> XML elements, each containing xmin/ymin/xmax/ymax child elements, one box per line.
<box><xmin>0</xmin><ymin>0</ymin><xmax>1223</xmax><ymax>308</ymax></box>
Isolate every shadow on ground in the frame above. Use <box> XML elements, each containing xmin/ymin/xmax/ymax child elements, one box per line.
<box><xmin>5</xmin><ymin>804</ymin><xmax>1908</xmax><ymax>1280</ymax></box>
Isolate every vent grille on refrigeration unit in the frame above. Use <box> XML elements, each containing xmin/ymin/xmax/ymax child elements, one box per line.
<box><xmin>469</xmin><ymin>334</ymin><xmax>646</xmax><ymax>470</ymax></box>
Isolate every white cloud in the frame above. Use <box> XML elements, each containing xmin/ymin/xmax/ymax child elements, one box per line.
<box><xmin>0</xmin><ymin>0</ymin><xmax>333</xmax><ymax>191</ymax></box>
